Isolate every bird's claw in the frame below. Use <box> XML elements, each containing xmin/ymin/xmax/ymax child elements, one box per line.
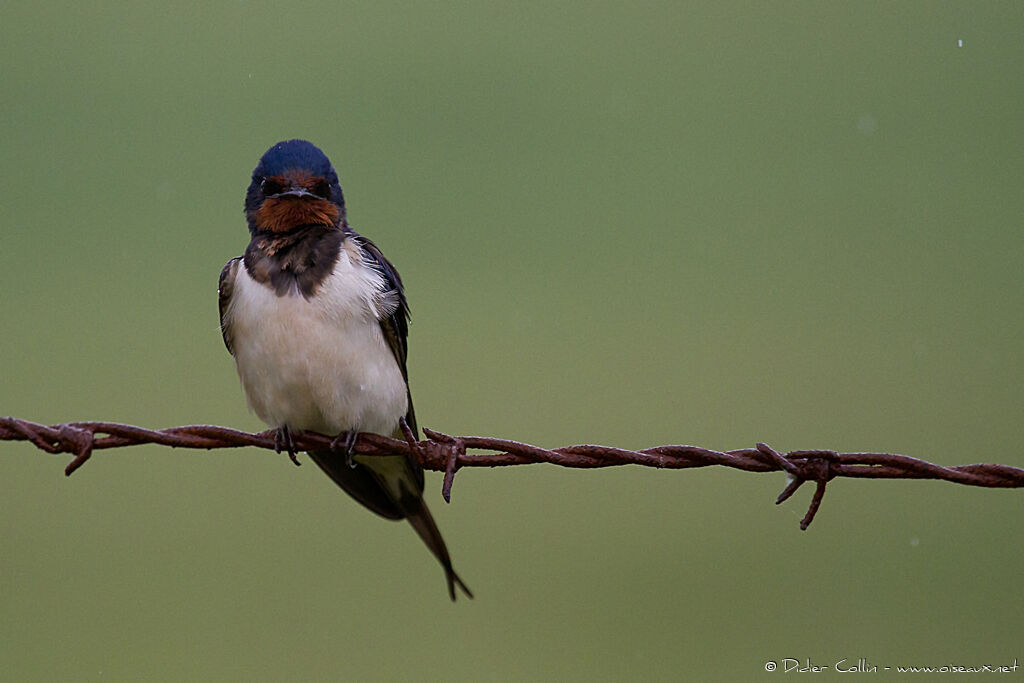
<box><xmin>274</xmin><ymin>426</ymin><xmax>301</xmax><ymax>466</ymax></box>
<box><xmin>330</xmin><ymin>430</ymin><xmax>360</xmax><ymax>468</ymax></box>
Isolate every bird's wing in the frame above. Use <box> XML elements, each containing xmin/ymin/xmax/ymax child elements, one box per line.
<box><xmin>307</xmin><ymin>450</ymin><xmax>405</xmax><ymax>519</ymax></box>
<box><xmin>218</xmin><ymin>257</ymin><xmax>241</xmax><ymax>355</ymax></box>
<box><xmin>354</xmin><ymin>233</ymin><xmax>419</xmax><ymax>441</ymax></box>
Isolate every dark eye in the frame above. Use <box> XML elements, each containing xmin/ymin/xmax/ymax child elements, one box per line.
<box><xmin>262</xmin><ymin>178</ymin><xmax>284</xmax><ymax>196</ymax></box>
<box><xmin>313</xmin><ymin>179</ymin><xmax>330</xmax><ymax>198</ymax></box>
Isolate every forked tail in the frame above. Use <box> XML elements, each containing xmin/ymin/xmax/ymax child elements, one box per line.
<box><xmin>400</xmin><ymin>490</ymin><xmax>473</xmax><ymax>601</ymax></box>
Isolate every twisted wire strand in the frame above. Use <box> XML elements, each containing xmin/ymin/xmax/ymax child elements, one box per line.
<box><xmin>3</xmin><ymin>416</ymin><xmax>1022</xmax><ymax>530</ymax></box>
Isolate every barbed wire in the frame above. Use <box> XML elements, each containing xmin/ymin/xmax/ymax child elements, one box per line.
<box><xmin>2</xmin><ymin>415</ymin><xmax>1022</xmax><ymax>530</ymax></box>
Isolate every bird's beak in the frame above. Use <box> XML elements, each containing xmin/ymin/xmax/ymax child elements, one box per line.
<box><xmin>269</xmin><ymin>187</ymin><xmax>318</xmax><ymax>200</ymax></box>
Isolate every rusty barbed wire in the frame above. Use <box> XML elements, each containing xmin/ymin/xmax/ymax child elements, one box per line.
<box><xmin>2</xmin><ymin>415</ymin><xmax>1022</xmax><ymax>530</ymax></box>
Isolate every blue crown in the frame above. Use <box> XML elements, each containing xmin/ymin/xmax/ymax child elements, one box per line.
<box><xmin>255</xmin><ymin>139</ymin><xmax>337</xmax><ymax>182</ymax></box>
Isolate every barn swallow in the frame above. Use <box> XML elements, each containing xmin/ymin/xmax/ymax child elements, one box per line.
<box><xmin>218</xmin><ymin>139</ymin><xmax>471</xmax><ymax>600</ymax></box>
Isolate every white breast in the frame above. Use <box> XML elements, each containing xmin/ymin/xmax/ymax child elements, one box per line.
<box><xmin>223</xmin><ymin>243</ymin><xmax>408</xmax><ymax>437</ymax></box>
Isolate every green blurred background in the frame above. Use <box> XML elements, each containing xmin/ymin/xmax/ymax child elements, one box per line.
<box><xmin>2</xmin><ymin>1</ymin><xmax>1022</xmax><ymax>680</ymax></box>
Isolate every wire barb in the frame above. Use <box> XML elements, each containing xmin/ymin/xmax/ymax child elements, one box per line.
<box><xmin>423</xmin><ymin>428</ymin><xmax>466</xmax><ymax>503</ymax></box>
<box><xmin>2</xmin><ymin>416</ymin><xmax>1023</xmax><ymax>529</ymax></box>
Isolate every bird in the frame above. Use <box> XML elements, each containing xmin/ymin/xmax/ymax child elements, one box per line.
<box><xmin>218</xmin><ymin>139</ymin><xmax>471</xmax><ymax>600</ymax></box>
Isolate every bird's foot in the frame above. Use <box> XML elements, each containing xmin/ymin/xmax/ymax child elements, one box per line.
<box><xmin>330</xmin><ymin>430</ymin><xmax>360</xmax><ymax>468</ymax></box>
<box><xmin>274</xmin><ymin>425</ymin><xmax>301</xmax><ymax>466</ymax></box>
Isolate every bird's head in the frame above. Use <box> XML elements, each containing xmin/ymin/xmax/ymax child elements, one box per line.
<box><xmin>245</xmin><ymin>139</ymin><xmax>345</xmax><ymax>235</ymax></box>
